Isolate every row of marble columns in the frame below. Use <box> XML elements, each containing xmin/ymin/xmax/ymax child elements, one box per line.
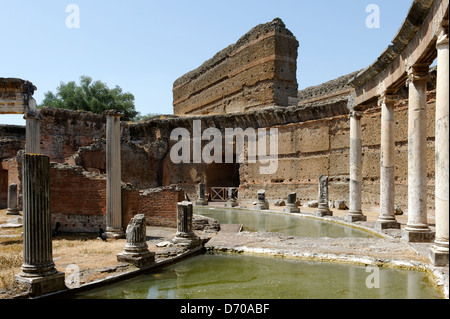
<box><xmin>347</xmin><ymin>31</ymin><xmax>449</xmax><ymax>266</ymax></box>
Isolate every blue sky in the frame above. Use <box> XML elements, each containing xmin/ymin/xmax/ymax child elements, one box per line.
<box><xmin>1</xmin><ymin>0</ymin><xmax>413</xmax><ymax>125</ymax></box>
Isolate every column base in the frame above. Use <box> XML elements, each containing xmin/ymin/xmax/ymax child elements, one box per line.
<box><xmin>194</xmin><ymin>200</ymin><xmax>208</xmax><ymax>206</ymax></box>
<box><xmin>15</xmin><ymin>271</ymin><xmax>66</xmax><ymax>297</ymax></box>
<box><xmin>374</xmin><ymin>219</ymin><xmax>401</xmax><ymax>231</ymax></box>
<box><xmin>345</xmin><ymin>212</ymin><xmax>367</xmax><ymax>223</ymax></box>
<box><xmin>225</xmin><ymin>200</ymin><xmax>238</xmax><ymax>208</ymax></box>
<box><xmin>315</xmin><ymin>209</ymin><xmax>333</xmax><ymax>217</ymax></box>
<box><xmin>255</xmin><ymin>202</ymin><xmax>269</xmax><ymax>210</ymax></box>
<box><xmin>284</xmin><ymin>206</ymin><xmax>300</xmax><ymax>214</ymax></box>
<box><xmin>172</xmin><ymin>232</ymin><xmax>201</xmax><ymax>248</ymax></box>
<box><xmin>106</xmin><ymin>228</ymin><xmax>125</xmax><ymax>239</ymax></box>
<box><xmin>429</xmin><ymin>246</ymin><xmax>449</xmax><ymax>267</ymax></box>
<box><xmin>117</xmin><ymin>250</ymin><xmax>155</xmax><ymax>268</ymax></box>
<box><xmin>6</xmin><ymin>209</ymin><xmax>20</xmax><ymax>215</ymax></box>
<box><xmin>402</xmin><ymin>227</ymin><xmax>435</xmax><ymax>243</ymax></box>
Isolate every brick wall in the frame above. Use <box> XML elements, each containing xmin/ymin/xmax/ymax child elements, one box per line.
<box><xmin>138</xmin><ymin>186</ymin><xmax>185</xmax><ymax>228</ymax></box>
<box><xmin>173</xmin><ymin>18</ymin><xmax>298</xmax><ymax>115</ymax></box>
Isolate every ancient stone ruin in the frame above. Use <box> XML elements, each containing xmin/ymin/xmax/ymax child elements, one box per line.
<box><xmin>0</xmin><ymin>0</ymin><xmax>448</xmax><ymax>299</ymax></box>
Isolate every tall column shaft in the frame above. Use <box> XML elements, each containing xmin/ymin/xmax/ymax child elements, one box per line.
<box><xmin>376</xmin><ymin>94</ymin><xmax>400</xmax><ymax>229</ymax></box>
<box><xmin>403</xmin><ymin>64</ymin><xmax>434</xmax><ymax>242</ymax></box>
<box><xmin>105</xmin><ymin>110</ymin><xmax>124</xmax><ymax>238</ymax></box>
<box><xmin>431</xmin><ymin>31</ymin><xmax>449</xmax><ymax>265</ymax></box>
<box><xmin>20</xmin><ymin>154</ymin><xmax>55</xmax><ymax>277</ymax></box>
<box><xmin>346</xmin><ymin>111</ymin><xmax>367</xmax><ymax>222</ymax></box>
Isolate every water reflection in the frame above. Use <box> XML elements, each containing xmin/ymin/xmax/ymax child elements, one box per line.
<box><xmin>195</xmin><ymin>207</ymin><xmax>375</xmax><ymax>238</ymax></box>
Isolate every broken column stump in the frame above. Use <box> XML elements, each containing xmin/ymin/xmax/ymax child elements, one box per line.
<box><xmin>284</xmin><ymin>192</ymin><xmax>300</xmax><ymax>213</ymax></box>
<box><xmin>255</xmin><ymin>190</ymin><xmax>269</xmax><ymax>210</ymax></box>
<box><xmin>194</xmin><ymin>183</ymin><xmax>208</xmax><ymax>206</ymax></box>
<box><xmin>315</xmin><ymin>175</ymin><xmax>333</xmax><ymax>217</ymax></box>
<box><xmin>117</xmin><ymin>214</ymin><xmax>155</xmax><ymax>268</ymax></box>
<box><xmin>225</xmin><ymin>187</ymin><xmax>238</xmax><ymax>208</ymax></box>
<box><xmin>173</xmin><ymin>201</ymin><xmax>201</xmax><ymax>248</ymax></box>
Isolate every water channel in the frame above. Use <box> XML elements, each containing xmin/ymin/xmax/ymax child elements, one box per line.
<box><xmin>194</xmin><ymin>206</ymin><xmax>377</xmax><ymax>238</ymax></box>
<box><xmin>73</xmin><ymin>207</ymin><xmax>443</xmax><ymax>299</ymax></box>
<box><xmin>75</xmin><ymin>253</ymin><xmax>442</xmax><ymax>299</ymax></box>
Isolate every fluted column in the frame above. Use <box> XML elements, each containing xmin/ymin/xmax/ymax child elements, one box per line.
<box><xmin>105</xmin><ymin>110</ymin><xmax>124</xmax><ymax>239</ymax></box>
<box><xmin>16</xmin><ymin>154</ymin><xmax>65</xmax><ymax>296</ymax></box>
<box><xmin>24</xmin><ymin>102</ymin><xmax>41</xmax><ymax>155</ymax></box>
<box><xmin>346</xmin><ymin>111</ymin><xmax>367</xmax><ymax>222</ymax></box>
<box><xmin>173</xmin><ymin>201</ymin><xmax>200</xmax><ymax>248</ymax></box>
<box><xmin>315</xmin><ymin>175</ymin><xmax>332</xmax><ymax>217</ymax></box>
<box><xmin>402</xmin><ymin>64</ymin><xmax>435</xmax><ymax>242</ymax></box>
<box><xmin>430</xmin><ymin>31</ymin><xmax>449</xmax><ymax>266</ymax></box>
<box><xmin>194</xmin><ymin>183</ymin><xmax>208</xmax><ymax>206</ymax></box>
<box><xmin>6</xmin><ymin>183</ymin><xmax>20</xmax><ymax>215</ymax></box>
<box><xmin>375</xmin><ymin>94</ymin><xmax>400</xmax><ymax>230</ymax></box>
<box><xmin>117</xmin><ymin>214</ymin><xmax>155</xmax><ymax>268</ymax></box>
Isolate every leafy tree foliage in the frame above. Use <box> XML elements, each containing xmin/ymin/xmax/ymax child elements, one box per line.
<box><xmin>40</xmin><ymin>76</ymin><xmax>138</xmax><ymax>121</ymax></box>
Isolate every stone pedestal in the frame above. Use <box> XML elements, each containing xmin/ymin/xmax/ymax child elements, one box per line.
<box><xmin>117</xmin><ymin>214</ymin><xmax>155</xmax><ymax>268</ymax></box>
<box><xmin>284</xmin><ymin>192</ymin><xmax>300</xmax><ymax>213</ymax></box>
<box><xmin>255</xmin><ymin>190</ymin><xmax>269</xmax><ymax>210</ymax></box>
<box><xmin>105</xmin><ymin>110</ymin><xmax>125</xmax><ymax>239</ymax></box>
<box><xmin>402</xmin><ymin>64</ymin><xmax>435</xmax><ymax>242</ymax></box>
<box><xmin>225</xmin><ymin>187</ymin><xmax>238</xmax><ymax>208</ymax></box>
<box><xmin>16</xmin><ymin>154</ymin><xmax>66</xmax><ymax>297</ymax></box>
<box><xmin>430</xmin><ymin>31</ymin><xmax>449</xmax><ymax>266</ymax></box>
<box><xmin>345</xmin><ymin>111</ymin><xmax>367</xmax><ymax>223</ymax></box>
<box><xmin>6</xmin><ymin>183</ymin><xmax>20</xmax><ymax>215</ymax></box>
<box><xmin>195</xmin><ymin>183</ymin><xmax>208</xmax><ymax>206</ymax></box>
<box><xmin>375</xmin><ymin>94</ymin><xmax>401</xmax><ymax>230</ymax></box>
<box><xmin>315</xmin><ymin>175</ymin><xmax>332</xmax><ymax>217</ymax></box>
<box><xmin>173</xmin><ymin>202</ymin><xmax>200</xmax><ymax>248</ymax></box>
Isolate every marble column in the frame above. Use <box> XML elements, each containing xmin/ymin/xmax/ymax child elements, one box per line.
<box><xmin>255</xmin><ymin>189</ymin><xmax>269</xmax><ymax>210</ymax></box>
<box><xmin>284</xmin><ymin>192</ymin><xmax>300</xmax><ymax>213</ymax></box>
<box><xmin>225</xmin><ymin>187</ymin><xmax>238</xmax><ymax>207</ymax></box>
<box><xmin>194</xmin><ymin>183</ymin><xmax>208</xmax><ymax>206</ymax></box>
<box><xmin>105</xmin><ymin>110</ymin><xmax>124</xmax><ymax>239</ymax></box>
<box><xmin>117</xmin><ymin>214</ymin><xmax>155</xmax><ymax>268</ymax></box>
<box><xmin>346</xmin><ymin>111</ymin><xmax>367</xmax><ymax>222</ymax></box>
<box><xmin>16</xmin><ymin>154</ymin><xmax>65</xmax><ymax>296</ymax></box>
<box><xmin>24</xmin><ymin>102</ymin><xmax>41</xmax><ymax>155</ymax></box>
<box><xmin>402</xmin><ymin>64</ymin><xmax>435</xmax><ymax>242</ymax></box>
<box><xmin>430</xmin><ymin>31</ymin><xmax>449</xmax><ymax>266</ymax></box>
<box><xmin>6</xmin><ymin>183</ymin><xmax>20</xmax><ymax>215</ymax></box>
<box><xmin>315</xmin><ymin>175</ymin><xmax>332</xmax><ymax>217</ymax></box>
<box><xmin>173</xmin><ymin>201</ymin><xmax>200</xmax><ymax>248</ymax></box>
<box><xmin>375</xmin><ymin>94</ymin><xmax>401</xmax><ymax>230</ymax></box>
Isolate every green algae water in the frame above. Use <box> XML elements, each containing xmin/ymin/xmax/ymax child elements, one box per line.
<box><xmin>194</xmin><ymin>207</ymin><xmax>376</xmax><ymax>238</ymax></box>
<box><xmin>74</xmin><ymin>253</ymin><xmax>443</xmax><ymax>299</ymax></box>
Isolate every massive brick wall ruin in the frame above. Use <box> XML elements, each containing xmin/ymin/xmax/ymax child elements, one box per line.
<box><xmin>173</xmin><ymin>18</ymin><xmax>299</xmax><ymax>116</ymax></box>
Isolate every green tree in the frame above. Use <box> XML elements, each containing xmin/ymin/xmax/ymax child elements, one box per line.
<box><xmin>39</xmin><ymin>76</ymin><xmax>139</xmax><ymax>121</ymax></box>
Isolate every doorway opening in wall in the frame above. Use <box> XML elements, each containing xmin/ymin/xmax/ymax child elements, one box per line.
<box><xmin>0</xmin><ymin>169</ymin><xmax>8</xmax><ymax>209</ymax></box>
<box><xmin>205</xmin><ymin>162</ymin><xmax>240</xmax><ymax>202</ymax></box>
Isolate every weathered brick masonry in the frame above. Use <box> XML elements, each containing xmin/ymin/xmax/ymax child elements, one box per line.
<box><xmin>173</xmin><ymin>18</ymin><xmax>299</xmax><ymax>115</ymax></box>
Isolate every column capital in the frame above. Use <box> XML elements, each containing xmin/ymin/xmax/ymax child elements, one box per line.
<box><xmin>23</xmin><ymin>110</ymin><xmax>43</xmax><ymax>121</ymax></box>
<box><xmin>436</xmin><ymin>30</ymin><xmax>449</xmax><ymax>48</ymax></box>
<box><xmin>378</xmin><ymin>93</ymin><xmax>398</xmax><ymax>107</ymax></box>
<box><xmin>406</xmin><ymin>63</ymin><xmax>430</xmax><ymax>85</ymax></box>
<box><xmin>103</xmin><ymin>109</ymin><xmax>123</xmax><ymax>118</ymax></box>
<box><xmin>349</xmin><ymin>110</ymin><xmax>363</xmax><ymax>119</ymax></box>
